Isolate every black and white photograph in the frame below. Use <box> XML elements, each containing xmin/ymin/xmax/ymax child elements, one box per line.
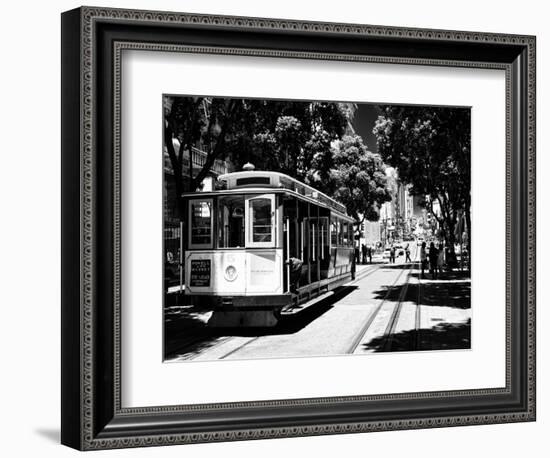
<box><xmin>1</xmin><ymin>0</ymin><xmax>544</xmax><ymax>454</ymax></box>
<box><xmin>163</xmin><ymin>96</ymin><xmax>471</xmax><ymax>362</ymax></box>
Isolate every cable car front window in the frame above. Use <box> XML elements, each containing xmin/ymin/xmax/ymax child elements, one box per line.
<box><xmin>249</xmin><ymin>198</ymin><xmax>273</xmax><ymax>243</ymax></box>
<box><xmin>218</xmin><ymin>195</ymin><xmax>245</xmax><ymax>248</ymax></box>
<box><xmin>190</xmin><ymin>199</ymin><xmax>212</xmax><ymax>247</ymax></box>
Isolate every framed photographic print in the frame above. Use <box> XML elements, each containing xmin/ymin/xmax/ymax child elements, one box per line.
<box><xmin>61</xmin><ymin>6</ymin><xmax>536</xmax><ymax>450</ymax></box>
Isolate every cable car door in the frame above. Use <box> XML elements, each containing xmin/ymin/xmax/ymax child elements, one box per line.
<box><xmin>244</xmin><ymin>194</ymin><xmax>281</xmax><ymax>294</ymax></box>
<box><xmin>245</xmin><ymin>194</ymin><xmax>275</xmax><ymax>248</ymax></box>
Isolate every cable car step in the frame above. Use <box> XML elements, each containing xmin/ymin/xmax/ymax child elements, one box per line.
<box><xmin>207</xmin><ymin>310</ymin><xmax>278</xmax><ymax>327</ymax></box>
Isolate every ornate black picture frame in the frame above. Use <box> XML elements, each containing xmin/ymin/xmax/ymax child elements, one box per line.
<box><xmin>61</xmin><ymin>6</ymin><xmax>536</xmax><ymax>450</ymax></box>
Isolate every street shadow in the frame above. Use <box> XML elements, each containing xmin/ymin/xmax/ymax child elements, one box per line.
<box><xmin>361</xmin><ymin>319</ymin><xmax>471</xmax><ymax>352</ymax></box>
<box><xmin>356</xmin><ymin>260</ymin><xmax>387</xmax><ymax>266</ymax></box>
<box><xmin>409</xmin><ymin>270</ymin><xmax>471</xmax><ymax>281</ymax></box>
<box><xmin>377</xmin><ymin>262</ymin><xmax>417</xmax><ymax>270</ymax></box>
<box><xmin>164</xmin><ymin>285</ymin><xmax>358</xmax><ymax>360</ymax></box>
<box><xmin>372</xmin><ymin>280</ymin><xmax>470</xmax><ymax>309</ymax></box>
<box><xmin>276</xmin><ymin>286</ymin><xmax>358</xmax><ymax>333</ymax></box>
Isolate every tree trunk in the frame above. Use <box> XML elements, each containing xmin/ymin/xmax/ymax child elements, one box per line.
<box><xmin>164</xmin><ymin>124</ymin><xmax>184</xmax><ymax>219</ymax></box>
<box><xmin>188</xmin><ymin>146</ymin><xmax>194</xmax><ymax>192</ymax></box>
<box><xmin>191</xmin><ymin>100</ymin><xmax>237</xmax><ymax>190</ymax></box>
<box><xmin>464</xmin><ymin>207</ymin><xmax>471</xmax><ymax>270</ymax></box>
<box><xmin>445</xmin><ymin>227</ymin><xmax>458</xmax><ymax>268</ymax></box>
<box><xmin>433</xmin><ymin>195</ymin><xmax>459</xmax><ymax>269</ymax></box>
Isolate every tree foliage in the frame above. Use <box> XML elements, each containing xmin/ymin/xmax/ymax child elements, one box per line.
<box><xmin>164</xmin><ymin>97</ymin><xmax>392</xmax><ymax>228</ymax></box>
<box><xmin>373</xmin><ymin>105</ymin><xmax>471</xmax><ymax>248</ymax></box>
<box><xmin>164</xmin><ymin>97</ymin><xmax>348</xmax><ymax>214</ymax></box>
<box><xmin>164</xmin><ymin>96</ymin><xmax>242</xmax><ymax>216</ymax></box>
<box><xmin>247</xmin><ymin>101</ymin><xmax>348</xmax><ymax>188</ymax></box>
<box><xmin>331</xmin><ymin>135</ymin><xmax>392</xmax><ymax>224</ymax></box>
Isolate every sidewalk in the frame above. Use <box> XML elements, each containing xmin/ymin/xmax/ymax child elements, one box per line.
<box><xmin>410</xmin><ymin>268</ymin><xmax>471</xmax><ymax>351</ymax></box>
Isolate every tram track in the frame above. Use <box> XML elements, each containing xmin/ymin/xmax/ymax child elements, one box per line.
<box><xmin>218</xmin><ymin>337</ymin><xmax>261</xmax><ymax>360</ymax></box>
<box><xmin>414</xmin><ymin>275</ymin><xmax>423</xmax><ymax>351</ymax></box>
<box><xmin>346</xmin><ymin>265</ymin><xmax>410</xmax><ymax>354</ymax></box>
<box><xmin>167</xmin><ymin>334</ymin><xmax>234</xmax><ymax>361</ymax></box>
<box><xmin>347</xmin><ymin>245</ymin><xmax>419</xmax><ymax>354</ymax></box>
<box><xmin>380</xmin><ymin>247</ymin><xmax>422</xmax><ymax>352</ymax></box>
<box><xmin>209</xmin><ymin>264</ymin><xmax>383</xmax><ymax>360</ymax></box>
<box><xmin>350</xmin><ymin>263</ymin><xmax>381</xmax><ymax>284</ymax></box>
<box><xmin>382</xmin><ymin>265</ymin><xmax>414</xmax><ymax>351</ymax></box>
<box><xmin>213</xmin><ymin>265</ymin><xmax>381</xmax><ymax>360</ymax></box>
<box><xmin>169</xmin><ymin>258</ymin><xmax>413</xmax><ymax>361</ymax></box>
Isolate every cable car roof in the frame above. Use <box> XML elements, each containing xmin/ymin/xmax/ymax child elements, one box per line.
<box><xmin>218</xmin><ymin>170</ymin><xmax>348</xmax><ymax>215</ymax></box>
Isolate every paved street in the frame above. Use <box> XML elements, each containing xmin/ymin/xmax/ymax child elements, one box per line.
<box><xmin>164</xmin><ymin>251</ymin><xmax>471</xmax><ymax>362</ymax></box>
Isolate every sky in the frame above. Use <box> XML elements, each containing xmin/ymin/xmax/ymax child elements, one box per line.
<box><xmin>353</xmin><ymin>103</ymin><xmax>383</xmax><ymax>155</ymax></box>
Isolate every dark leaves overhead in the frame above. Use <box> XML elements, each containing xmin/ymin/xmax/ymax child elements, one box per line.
<box><xmin>164</xmin><ymin>96</ymin><xmax>392</xmax><ymax>224</ymax></box>
<box><xmin>373</xmin><ymin>105</ymin><xmax>471</xmax><ymax>245</ymax></box>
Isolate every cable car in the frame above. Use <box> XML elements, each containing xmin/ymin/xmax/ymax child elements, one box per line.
<box><xmin>182</xmin><ymin>165</ymin><xmax>356</xmax><ymax>326</ymax></box>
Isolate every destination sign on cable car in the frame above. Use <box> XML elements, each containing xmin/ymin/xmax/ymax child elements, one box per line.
<box><xmin>190</xmin><ymin>259</ymin><xmax>211</xmax><ymax>287</ymax></box>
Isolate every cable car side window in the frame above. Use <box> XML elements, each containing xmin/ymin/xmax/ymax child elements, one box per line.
<box><xmin>342</xmin><ymin>222</ymin><xmax>349</xmax><ymax>246</ymax></box>
<box><xmin>188</xmin><ymin>199</ymin><xmax>213</xmax><ymax>249</ymax></box>
<box><xmin>330</xmin><ymin>220</ymin><xmax>337</xmax><ymax>247</ymax></box>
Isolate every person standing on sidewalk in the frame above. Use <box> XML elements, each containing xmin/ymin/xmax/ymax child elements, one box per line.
<box><xmin>361</xmin><ymin>243</ymin><xmax>367</xmax><ymax>264</ymax></box>
<box><xmin>405</xmin><ymin>243</ymin><xmax>412</xmax><ymax>263</ymax></box>
<box><xmin>429</xmin><ymin>242</ymin><xmax>439</xmax><ymax>279</ymax></box>
<box><xmin>420</xmin><ymin>241</ymin><xmax>427</xmax><ymax>278</ymax></box>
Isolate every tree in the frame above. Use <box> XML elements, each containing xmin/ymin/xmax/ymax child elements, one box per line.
<box><xmin>373</xmin><ymin>106</ymin><xmax>471</xmax><ymax>261</ymax></box>
<box><xmin>252</xmin><ymin>115</ymin><xmax>306</xmax><ymax>177</ymax></box>
<box><xmin>302</xmin><ymin>128</ymin><xmax>335</xmax><ymax>194</ymax></box>
<box><xmin>330</xmin><ymin>135</ymin><xmax>392</xmax><ymax>232</ymax></box>
<box><xmin>248</xmin><ymin>101</ymin><xmax>348</xmax><ymax>189</ymax></box>
<box><xmin>164</xmin><ymin>97</ymin><xmax>350</xmax><ymax>218</ymax></box>
<box><xmin>164</xmin><ymin>96</ymin><xmax>242</xmax><ymax>217</ymax></box>
<box><xmin>164</xmin><ymin>97</ymin><xmax>394</xmax><ymax>240</ymax></box>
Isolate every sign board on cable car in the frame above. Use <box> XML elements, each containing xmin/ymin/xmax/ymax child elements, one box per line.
<box><xmin>190</xmin><ymin>259</ymin><xmax>211</xmax><ymax>287</ymax></box>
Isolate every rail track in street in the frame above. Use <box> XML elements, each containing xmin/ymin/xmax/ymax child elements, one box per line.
<box><xmin>216</xmin><ymin>263</ymin><xmax>383</xmax><ymax>360</ymax></box>
<box><xmin>167</xmin><ymin>249</ymin><xmax>426</xmax><ymax>361</ymax></box>
<box><xmin>348</xmin><ymin>245</ymin><xmax>419</xmax><ymax>354</ymax></box>
<box><xmin>346</xmin><ymin>264</ymin><xmax>411</xmax><ymax>354</ymax></box>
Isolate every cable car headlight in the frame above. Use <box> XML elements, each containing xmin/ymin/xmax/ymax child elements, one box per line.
<box><xmin>224</xmin><ymin>265</ymin><xmax>238</xmax><ymax>282</ymax></box>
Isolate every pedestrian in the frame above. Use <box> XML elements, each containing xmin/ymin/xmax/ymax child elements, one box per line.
<box><xmin>368</xmin><ymin>245</ymin><xmax>372</xmax><ymax>264</ymax></box>
<box><xmin>420</xmin><ymin>241</ymin><xmax>427</xmax><ymax>278</ymax></box>
<box><xmin>361</xmin><ymin>244</ymin><xmax>367</xmax><ymax>264</ymax></box>
<box><xmin>390</xmin><ymin>245</ymin><xmax>396</xmax><ymax>264</ymax></box>
<box><xmin>429</xmin><ymin>242</ymin><xmax>439</xmax><ymax>279</ymax></box>
<box><xmin>288</xmin><ymin>257</ymin><xmax>303</xmax><ymax>294</ymax></box>
<box><xmin>405</xmin><ymin>243</ymin><xmax>411</xmax><ymax>263</ymax></box>
<box><xmin>437</xmin><ymin>243</ymin><xmax>445</xmax><ymax>276</ymax></box>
